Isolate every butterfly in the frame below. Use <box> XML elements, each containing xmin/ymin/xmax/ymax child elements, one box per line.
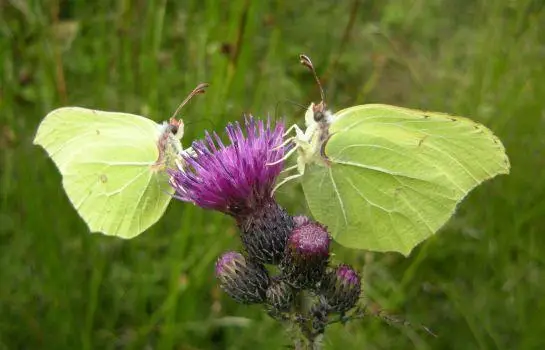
<box><xmin>273</xmin><ymin>55</ymin><xmax>509</xmax><ymax>255</ymax></box>
<box><xmin>33</xmin><ymin>83</ymin><xmax>208</xmax><ymax>238</ymax></box>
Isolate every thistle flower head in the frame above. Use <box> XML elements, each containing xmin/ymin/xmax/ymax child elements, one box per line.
<box><xmin>239</xmin><ymin>202</ymin><xmax>294</xmax><ymax>264</ymax></box>
<box><xmin>320</xmin><ymin>264</ymin><xmax>361</xmax><ymax>313</ymax></box>
<box><xmin>215</xmin><ymin>251</ymin><xmax>270</xmax><ymax>304</ymax></box>
<box><xmin>280</xmin><ymin>222</ymin><xmax>331</xmax><ymax>289</ymax></box>
<box><xmin>287</xmin><ymin>222</ymin><xmax>330</xmax><ymax>258</ymax></box>
<box><xmin>169</xmin><ymin>116</ymin><xmax>285</xmax><ymax>217</ymax></box>
<box><xmin>266</xmin><ymin>278</ymin><xmax>295</xmax><ymax>313</ymax></box>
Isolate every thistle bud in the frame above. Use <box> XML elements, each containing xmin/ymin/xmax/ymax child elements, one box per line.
<box><xmin>310</xmin><ymin>298</ymin><xmax>330</xmax><ymax>336</ymax></box>
<box><xmin>239</xmin><ymin>201</ymin><xmax>295</xmax><ymax>265</ymax></box>
<box><xmin>215</xmin><ymin>251</ymin><xmax>269</xmax><ymax>304</ymax></box>
<box><xmin>280</xmin><ymin>222</ymin><xmax>330</xmax><ymax>289</ymax></box>
<box><xmin>266</xmin><ymin>278</ymin><xmax>295</xmax><ymax>313</ymax></box>
<box><xmin>320</xmin><ymin>264</ymin><xmax>361</xmax><ymax>313</ymax></box>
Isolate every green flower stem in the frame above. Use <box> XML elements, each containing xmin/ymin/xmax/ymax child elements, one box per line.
<box><xmin>292</xmin><ymin>291</ymin><xmax>323</xmax><ymax>350</ymax></box>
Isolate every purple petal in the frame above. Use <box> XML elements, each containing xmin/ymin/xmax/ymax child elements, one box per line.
<box><xmin>168</xmin><ymin>116</ymin><xmax>286</xmax><ymax>216</ymax></box>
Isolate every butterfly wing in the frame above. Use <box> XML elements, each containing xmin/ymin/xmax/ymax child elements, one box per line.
<box><xmin>301</xmin><ymin>104</ymin><xmax>510</xmax><ymax>255</ymax></box>
<box><xmin>34</xmin><ymin>107</ymin><xmax>175</xmax><ymax>238</ymax></box>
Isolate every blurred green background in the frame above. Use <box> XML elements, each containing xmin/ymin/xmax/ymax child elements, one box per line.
<box><xmin>1</xmin><ymin>0</ymin><xmax>544</xmax><ymax>349</ymax></box>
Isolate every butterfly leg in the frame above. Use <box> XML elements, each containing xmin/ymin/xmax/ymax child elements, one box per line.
<box><xmin>271</xmin><ymin>123</ymin><xmax>307</xmax><ymax>152</ymax></box>
<box><xmin>271</xmin><ymin>135</ymin><xmax>296</xmax><ymax>151</ymax></box>
<box><xmin>182</xmin><ymin>147</ymin><xmax>196</xmax><ymax>157</ymax></box>
<box><xmin>280</xmin><ymin>164</ymin><xmax>298</xmax><ymax>174</ymax></box>
<box><xmin>282</xmin><ymin>123</ymin><xmax>303</xmax><ymax>137</ymax></box>
<box><xmin>271</xmin><ymin>152</ymin><xmax>308</xmax><ymax>194</ymax></box>
<box><xmin>174</xmin><ymin>158</ymin><xmax>186</xmax><ymax>171</ymax></box>
<box><xmin>269</xmin><ymin>123</ymin><xmax>311</xmax><ymax>165</ymax></box>
<box><xmin>266</xmin><ymin>143</ymin><xmax>299</xmax><ymax>166</ymax></box>
<box><xmin>271</xmin><ymin>172</ymin><xmax>304</xmax><ymax>195</ymax></box>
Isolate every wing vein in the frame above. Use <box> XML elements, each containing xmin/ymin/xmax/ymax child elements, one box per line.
<box><xmin>328</xmin><ymin>168</ymin><xmax>348</xmax><ymax>225</ymax></box>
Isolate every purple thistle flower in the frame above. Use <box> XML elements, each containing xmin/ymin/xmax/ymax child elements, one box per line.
<box><xmin>169</xmin><ymin>116</ymin><xmax>294</xmax><ymax>264</ymax></box>
<box><xmin>169</xmin><ymin>116</ymin><xmax>285</xmax><ymax>217</ymax></box>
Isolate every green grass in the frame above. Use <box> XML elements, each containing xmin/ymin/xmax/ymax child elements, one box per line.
<box><xmin>1</xmin><ymin>0</ymin><xmax>544</xmax><ymax>349</ymax></box>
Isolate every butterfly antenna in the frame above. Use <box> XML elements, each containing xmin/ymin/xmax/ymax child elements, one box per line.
<box><xmin>273</xmin><ymin>99</ymin><xmax>308</xmax><ymax>120</ymax></box>
<box><xmin>171</xmin><ymin>83</ymin><xmax>209</xmax><ymax>120</ymax></box>
<box><xmin>185</xmin><ymin>117</ymin><xmax>217</xmax><ymax>130</ymax></box>
<box><xmin>300</xmin><ymin>54</ymin><xmax>325</xmax><ymax>103</ymax></box>
<box><xmin>281</xmin><ymin>99</ymin><xmax>308</xmax><ymax>110</ymax></box>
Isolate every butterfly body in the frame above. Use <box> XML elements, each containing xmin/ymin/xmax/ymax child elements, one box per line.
<box><xmin>154</xmin><ymin>118</ymin><xmax>185</xmax><ymax>170</ymax></box>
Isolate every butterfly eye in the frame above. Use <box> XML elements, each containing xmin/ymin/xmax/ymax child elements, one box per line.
<box><xmin>170</xmin><ymin>125</ymin><xmax>179</xmax><ymax>135</ymax></box>
<box><xmin>314</xmin><ymin>111</ymin><xmax>325</xmax><ymax>122</ymax></box>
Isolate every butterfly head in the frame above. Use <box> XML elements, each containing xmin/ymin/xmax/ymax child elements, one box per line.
<box><xmin>305</xmin><ymin>101</ymin><xmax>333</xmax><ymax>128</ymax></box>
<box><xmin>313</xmin><ymin>101</ymin><xmax>333</xmax><ymax>123</ymax></box>
<box><xmin>168</xmin><ymin>82</ymin><xmax>209</xmax><ymax>140</ymax></box>
<box><xmin>168</xmin><ymin>117</ymin><xmax>184</xmax><ymax>140</ymax></box>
